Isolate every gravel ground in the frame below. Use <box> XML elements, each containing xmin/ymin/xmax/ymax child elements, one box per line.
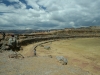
<box><xmin>0</xmin><ymin>51</ymin><xmax>93</xmax><ymax>75</ymax></box>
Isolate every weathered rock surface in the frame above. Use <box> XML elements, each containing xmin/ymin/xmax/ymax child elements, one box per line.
<box><xmin>56</xmin><ymin>56</ymin><xmax>68</xmax><ymax>65</ymax></box>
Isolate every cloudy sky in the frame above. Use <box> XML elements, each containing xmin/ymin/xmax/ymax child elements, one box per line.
<box><xmin>0</xmin><ymin>0</ymin><xmax>100</xmax><ymax>30</ymax></box>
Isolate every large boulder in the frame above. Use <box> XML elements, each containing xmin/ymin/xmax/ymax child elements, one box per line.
<box><xmin>56</xmin><ymin>56</ymin><xmax>68</xmax><ymax>65</ymax></box>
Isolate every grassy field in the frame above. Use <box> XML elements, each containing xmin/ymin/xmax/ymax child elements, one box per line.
<box><xmin>22</xmin><ymin>38</ymin><xmax>100</xmax><ymax>75</ymax></box>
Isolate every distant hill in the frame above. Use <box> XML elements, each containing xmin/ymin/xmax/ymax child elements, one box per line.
<box><xmin>0</xmin><ymin>30</ymin><xmax>46</xmax><ymax>34</ymax></box>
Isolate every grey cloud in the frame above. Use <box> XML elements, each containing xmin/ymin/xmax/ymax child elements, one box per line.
<box><xmin>0</xmin><ymin>0</ymin><xmax>100</xmax><ymax>30</ymax></box>
<box><xmin>34</xmin><ymin>21</ymin><xmax>58</xmax><ymax>27</ymax></box>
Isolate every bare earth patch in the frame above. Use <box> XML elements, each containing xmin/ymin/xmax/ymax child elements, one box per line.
<box><xmin>0</xmin><ymin>38</ymin><xmax>100</xmax><ymax>75</ymax></box>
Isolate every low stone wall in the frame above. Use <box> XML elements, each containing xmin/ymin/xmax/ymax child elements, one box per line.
<box><xmin>19</xmin><ymin>35</ymin><xmax>100</xmax><ymax>46</ymax></box>
<box><xmin>19</xmin><ymin>37</ymin><xmax>58</xmax><ymax>46</ymax></box>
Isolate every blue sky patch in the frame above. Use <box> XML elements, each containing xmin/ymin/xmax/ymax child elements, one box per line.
<box><xmin>2</xmin><ymin>0</ymin><xmax>19</xmax><ymax>6</ymax></box>
<box><xmin>39</xmin><ymin>5</ymin><xmax>46</xmax><ymax>10</ymax></box>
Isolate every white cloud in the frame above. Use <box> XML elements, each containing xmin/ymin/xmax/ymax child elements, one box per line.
<box><xmin>25</xmin><ymin>0</ymin><xmax>39</xmax><ymax>10</ymax></box>
<box><xmin>0</xmin><ymin>3</ymin><xmax>14</xmax><ymax>12</ymax></box>
<box><xmin>69</xmin><ymin>22</ymin><xmax>75</xmax><ymax>27</ymax></box>
<box><xmin>0</xmin><ymin>0</ymin><xmax>100</xmax><ymax>30</ymax></box>
<box><xmin>25</xmin><ymin>27</ymin><xmax>32</xmax><ymax>30</ymax></box>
